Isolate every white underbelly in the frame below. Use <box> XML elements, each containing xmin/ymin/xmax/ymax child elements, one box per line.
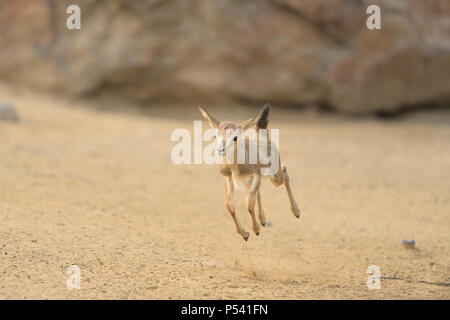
<box><xmin>232</xmin><ymin>173</ymin><xmax>253</xmax><ymax>191</ymax></box>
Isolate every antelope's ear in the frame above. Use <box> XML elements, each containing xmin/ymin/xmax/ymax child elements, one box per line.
<box><xmin>198</xmin><ymin>107</ymin><xmax>220</xmax><ymax>129</ymax></box>
<box><xmin>240</xmin><ymin>103</ymin><xmax>271</xmax><ymax>131</ymax></box>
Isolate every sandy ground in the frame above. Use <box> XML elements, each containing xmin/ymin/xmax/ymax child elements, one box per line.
<box><xmin>0</xmin><ymin>86</ymin><xmax>449</xmax><ymax>299</ymax></box>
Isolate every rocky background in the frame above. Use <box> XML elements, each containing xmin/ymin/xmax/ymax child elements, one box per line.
<box><xmin>0</xmin><ymin>0</ymin><xmax>449</xmax><ymax>114</ymax></box>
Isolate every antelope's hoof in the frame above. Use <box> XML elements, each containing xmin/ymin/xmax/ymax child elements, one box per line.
<box><xmin>291</xmin><ymin>205</ymin><xmax>301</xmax><ymax>218</ymax></box>
<box><xmin>242</xmin><ymin>232</ymin><xmax>250</xmax><ymax>241</ymax></box>
<box><xmin>261</xmin><ymin>222</ymin><xmax>265</xmax><ymax>227</ymax></box>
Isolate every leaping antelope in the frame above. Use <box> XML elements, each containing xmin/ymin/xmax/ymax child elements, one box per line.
<box><xmin>198</xmin><ymin>104</ymin><xmax>301</xmax><ymax>241</ymax></box>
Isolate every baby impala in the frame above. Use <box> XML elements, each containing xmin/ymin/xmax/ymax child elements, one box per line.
<box><xmin>198</xmin><ymin>104</ymin><xmax>301</xmax><ymax>241</ymax></box>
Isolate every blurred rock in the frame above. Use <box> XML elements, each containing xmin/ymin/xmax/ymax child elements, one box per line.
<box><xmin>402</xmin><ymin>239</ymin><xmax>415</xmax><ymax>249</ymax></box>
<box><xmin>0</xmin><ymin>102</ymin><xmax>19</xmax><ymax>122</ymax></box>
<box><xmin>0</xmin><ymin>0</ymin><xmax>449</xmax><ymax>113</ymax></box>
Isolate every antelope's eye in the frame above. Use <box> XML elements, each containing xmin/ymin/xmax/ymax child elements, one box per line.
<box><xmin>233</xmin><ymin>136</ymin><xmax>238</xmax><ymax>142</ymax></box>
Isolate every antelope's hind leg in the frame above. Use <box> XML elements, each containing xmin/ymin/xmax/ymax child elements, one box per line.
<box><xmin>282</xmin><ymin>165</ymin><xmax>301</xmax><ymax>218</ymax></box>
<box><xmin>270</xmin><ymin>165</ymin><xmax>301</xmax><ymax>218</ymax></box>
<box><xmin>225</xmin><ymin>177</ymin><xmax>250</xmax><ymax>241</ymax></box>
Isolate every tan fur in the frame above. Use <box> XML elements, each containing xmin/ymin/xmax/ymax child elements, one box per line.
<box><xmin>199</xmin><ymin>105</ymin><xmax>301</xmax><ymax>241</ymax></box>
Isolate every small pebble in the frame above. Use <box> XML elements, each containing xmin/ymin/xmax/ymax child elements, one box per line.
<box><xmin>402</xmin><ymin>239</ymin><xmax>415</xmax><ymax>249</ymax></box>
<box><xmin>0</xmin><ymin>102</ymin><xmax>19</xmax><ymax>122</ymax></box>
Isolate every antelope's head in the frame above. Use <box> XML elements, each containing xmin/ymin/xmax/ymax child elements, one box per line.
<box><xmin>198</xmin><ymin>107</ymin><xmax>264</xmax><ymax>156</ymax></box>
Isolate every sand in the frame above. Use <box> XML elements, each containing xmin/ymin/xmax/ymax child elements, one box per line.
<box><xmin>0</xmin><ymin>86</ymin><xmax>449</xmax><ymax>299</ymax></box>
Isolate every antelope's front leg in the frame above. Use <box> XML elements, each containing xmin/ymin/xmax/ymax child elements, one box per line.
<box><xmin>225</xmin><ymin>177</ymin><xmax>249</xmax><ymax>241</ymax></box>
<box><xmin>257</xmin><ymin>191</ymin><xmax>267</xmax><ymax>227</ymax></box>
<box><xmin>245</xmin><ymin>175</ymin><xmax>261</xmax><ymax>236</ymax></box>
